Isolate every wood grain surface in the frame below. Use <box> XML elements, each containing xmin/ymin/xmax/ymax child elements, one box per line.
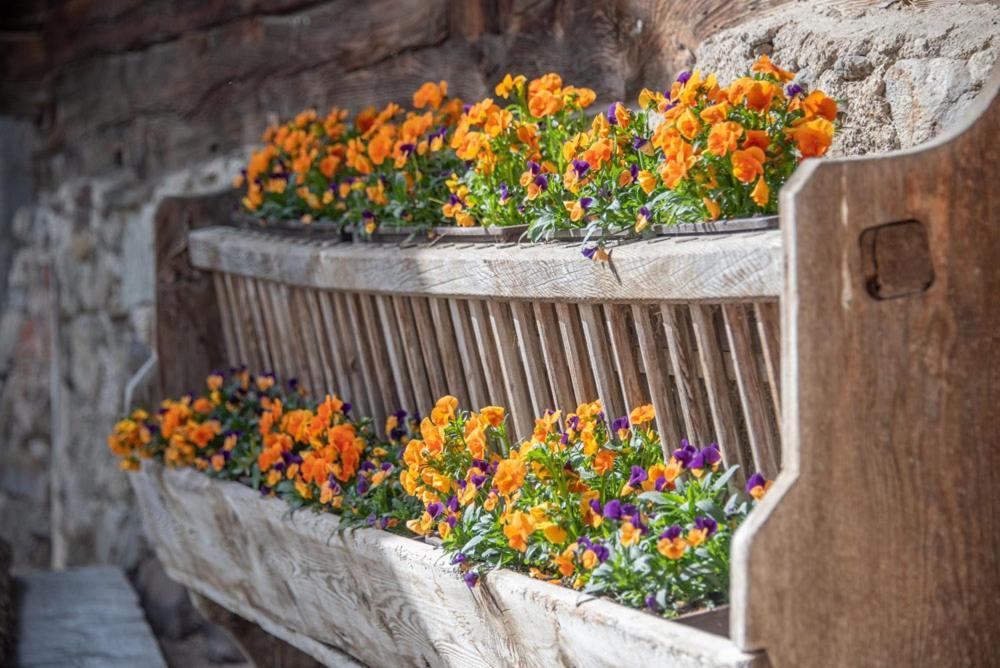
<box><xmin>133</xmin><ymin>463</ymin><xmax>764</xmax><ymax>668</ymax></box>
<box><xmin>731</xmin><ymin>67</ymin><xmax>1000</xmax><ymax>667</ymax></box>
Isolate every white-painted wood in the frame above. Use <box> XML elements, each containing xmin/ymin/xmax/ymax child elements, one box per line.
<box><xmin>133</xmin><ymin>464</ymin><xmax>763</xmax><ymax>668</ymax></box>
<box><xmin>189</xmin><ymin>228</ymin><xmax>782</xmax><ymax>302</ymax></box>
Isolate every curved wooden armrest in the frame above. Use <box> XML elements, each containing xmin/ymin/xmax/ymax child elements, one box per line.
<box><xmin>731</xmin><ymin>65</ymin><xmax>1000</xmax><ymax>667</ymax></box>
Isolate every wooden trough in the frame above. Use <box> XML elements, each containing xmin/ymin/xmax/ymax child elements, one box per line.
<box><xmin>132</xmin><ymin>69</ymin><xmax>1000</xmax><ymax>667</ymax></box>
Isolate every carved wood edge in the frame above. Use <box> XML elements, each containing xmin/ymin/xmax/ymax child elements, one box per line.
<box><xmin>730</xmin><ymin>65</ymin><xmax>1000</xmax><ymax>666</ymax></box>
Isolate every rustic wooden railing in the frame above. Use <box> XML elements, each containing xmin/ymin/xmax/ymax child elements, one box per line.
<box><xmin>190</xmin><ymin>228</ymin><xmax>783</xmax><ymax>479</ymax></box>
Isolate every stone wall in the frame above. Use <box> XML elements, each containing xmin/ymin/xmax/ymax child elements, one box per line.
<box><xmin>0</xmin><ymin>0</ymin><xmax>996</xmax><ymax>575</ymax></box>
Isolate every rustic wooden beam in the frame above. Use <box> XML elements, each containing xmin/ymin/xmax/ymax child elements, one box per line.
<box><xmin>731</xmin><ymin>67</ymin><xmax>1000</xmax><ymax>666</ymax></box>
<box><xmin>154</xmin><ymin>192</ymin><xmax>237</xmax><ymax>399</ymax></box>
<box><xmin>189</xmin><ymin>229</ymin><xmax>782</xmax><ymax>302</ymax></box>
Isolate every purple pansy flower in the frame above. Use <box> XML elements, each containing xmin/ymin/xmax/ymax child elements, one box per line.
<box><xmin>661</xmin><ymin>525</ymin><xmax>683</xmax><ymax>541</ymax></box>
<box><xmin>606</xmin><ymin>102</ymin><xmax>620</xmax><ymax>125</ymax></box>
<box><xmin>499</xmin><ymin>182</ymin><xmax>509</xmax><ymax>203</ymax></box>
<box><xmin>672</xmin><ymin>439</ymin><xmax>698</xmax><ymax>468</ymax></box>
<box><xmin>572</xmin><ymin>159</ymin><xmax>590</xmax><ymax>177</ymax></box>
<box><xmin>785</xmin><ymin>83</ymin><xmax>803</xmax><ymax>97</ymax></box>
<box><xmin>628</xmin><ymin>466</ymin><xmax>648</xmax><ymax>487</ymax></box>
<box><xmin>533</xmin><ymin>173</ymin><xmax>549</xmax><ymax>191</ymax></box>
<box><xmin>356</xmin><ymin>477</ymin><xmax>370</xmax><ymax>495</ymax></box>
<box><xmin>694</xmin><ymin>516</ymin><xmax>718</xmax><ymax>536</ymax></box>
<box><xmin>676</xmin><ymin>70</ymin><xmax>692</xmax><ymax>84</ymax></box>
<box><xmin>464</xmin><ymin>571</ymin><xmax>480</xmax><ymax>588</ymax></box>
<box><xmin>690</xmin><ymin>444</ymin><xmax>722</xmax><ymax>471</ymax></box>
<box><xmin>589</xmin><ymin>499</ymin><xmax>603</xmax><ymax>515</ymax></box>
<box><xmin>746</xmin><ymin>472</ymin><xmax>767</xmax><ymax>494</ymax></box>
<box><xmin>451</xmin><ymin>553</ymin><xmax>467</xmax><ymax>565</ymax></box>
<box><xmin>446</xmin><ymin>496</ymin><xmax>460</xmax><ymax>513</ymax></box>
<box><xmin>611</xmin><ymin>415</ymin><xmax>630</xmax><ymax>433</ymax></box>
<box><xmin>526</xmin><ymin>160</ymin><xmax>541</xmax><ymax>175</ymax></box>
<box><xmin>603</xmin><ymin>499</ymin><xmax>622</xmax><ymax>520</ymax></box>
<box><xmin>426</xmin><ymin>502</ymin><xmax>444</xmax><ymax>519</ymax></box>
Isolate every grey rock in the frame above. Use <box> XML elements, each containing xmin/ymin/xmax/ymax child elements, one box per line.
<box><xmin>885</xmin><ymin>57</ymin><xmax>972</xmax><ymax>146</ymax></box>
<box><xmin>834</xmin><ymin>54</ymin><xmax>874</xmax><ymax>81</ymax></box>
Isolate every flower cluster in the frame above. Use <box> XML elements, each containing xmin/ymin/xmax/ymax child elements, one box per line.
<box><xmin>235</xmin><ymin>81</ymin><xmax>466</xmax><ymax>235</ymax></box>
<box><xmin>112</xmin><ymin>372</ymin><xmax>773</xmax><ymax>618</ymax></box>
<box><xmin>236</xmin><ymin>56</ymin><xmax>836</xmax><ymax>256</ymax></box>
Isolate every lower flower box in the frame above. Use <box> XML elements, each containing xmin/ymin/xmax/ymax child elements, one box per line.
<box><xmin>133</xmin><ymin>462</ymin><xmax>761</xmax><ymax>667</ymax></box>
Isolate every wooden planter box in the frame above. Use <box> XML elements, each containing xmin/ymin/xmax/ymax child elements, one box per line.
<box><xmin>141</xmin><ymin>71</ymin><xmax>1000</xmax><ymax>667</ymax></box>
<box><xmin>133</xmin><ymin>463</ymin><xmax>759</xmax><ymax>668</ymax></box>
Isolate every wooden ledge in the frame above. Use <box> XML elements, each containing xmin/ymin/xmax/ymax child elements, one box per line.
<box><xmin>188</xmin><ymin>226</ymin><xmax>782</xmax><ymax>302</ymax></box>
<box><xmin>133</xmin><ymin>464</ymin><xmax>762</xmax><ymax>668</ymax></box>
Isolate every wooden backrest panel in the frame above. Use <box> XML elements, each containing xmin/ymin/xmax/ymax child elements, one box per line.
<box><xmin>731</xmin><ymin>68</ymin><xmax>1000</xmax><ymax>666</ymax></box>
<box><xmin>195</xmin><ymin>229</ymin><xmax>784</xmax><ymax>477</ymax></box>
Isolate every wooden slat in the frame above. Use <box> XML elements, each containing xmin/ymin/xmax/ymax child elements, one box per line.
<box><xmin>753</xmin><ymin>301</ymin><xmax>781</xmax><ymax>426</ymax></box>
<box><xmin>302</xmin><ymin>289</ymin><xmax>336</xmax><ymax>395</ymax></box>
<box><xmin>722</xmin><ymin>303</ymin><xmax>780</xmax><ymax>477</ymax></box>
<box><xmin>315</xmin><ymin>291</ymin><xmax>356</xmax><ymax>406</ymax></box>
<box><xmin>375</xmin><ymin>294</ymin><xmax>415</xmax><ymax>416</ymax></box>
<box><xmin>631</xmin><ymin>304</ymin><xmax>682</xmax><ymax>457</ymax></box>
<box><xmin>239</xmin><ymin>276</ymin><xmax>273</xmax><ymax>373</ymax></box>
<box><xmin>533</xmin><ymin>302</ymin><xmax>577</xmax><ymax>413</ymax></box>
<box><xmin>190</xmin><ymin>227</ymin><xmax>783</xmax><ymax>302</ymax></box>
<box><xmin>255</xmin><ymin>280</ymin><xmax>289</xmax><ymax>380</ymax></box>
<box><xmin>328</xmin><ymin>291</ymin><xmax>369</xmax><ymax>416</ymax></box>
<box><xmin>410</xmin><ymin>297</ymin><xmax>449</xmax><ymax>401</ymax></box>
<box><xmin>578</xmin><ymin>303</ymin><xmax>624</xmax><ymax>421</ymax></box>
<box><xmin>358</xmin><ymin>293</ymin><xmax>397</xmax><ymax>424</ymax></box>
<box><xmin>554</xmin><ymin>302</ymin><xmax>597</xmax><ymax>407</ymax></box>
<box><xmin>391</xmin><ymin>296</ymin><xmax>432</xmax><ymax>415</ymax></box>
<box><xmin>604</xmin><ymin>304</ymin><xmax>647</xmax><ymax>411</ymax></box>
<box><xmin>428</xmin><ymin>297</ymin><xmax>470</xmax><ymax>407</ymax></box>
<box><xmin>342</xmin><ymin>292</ymin><xmax>380</xmax><ymax>420</ymax></box>
<box><xmin>509</xmin><ymin>301</ymin><xmax>554</xmax><ymax>418</ymax></box>
<box><xmin>688</xmin><ymin>304</ymin><xmax>745</xmax><ymax>477</ymax></box>
<box><xmin>447</xmin><ymin>299</ymin><xmax>489</xmax><ymax>410</ymax></box>
<box><xmin>212</xmin><ymin>273</ymin><xmax>240</xmax><ymax>368</ymax></box>
<box><xmin>660</xmin><ymin>304</ymin><xmax>712</xmax><ymax>445</ymax></box>
<box><xmin>487</xmin><ymin>300</ymin><xmax>534</xmax><ymax>437</ymax></box>
<box><xmin>287</xmin><ymin>286</ymin><xmax>322</xmax><ymax>394</ymax></box>
<box><xmin>466</xmin><ymin>299</ymin><xmax>508</xmax><ymax>411</ymax></box>
<box><xmin>229</xmin><ymin>275</ymin><xmax>265</xmax><ymax>372</ymax></box>
<box><xmin>275</xmin><ymin>283</ymin><xmax>312</xmax><ymax>391</ymax></box>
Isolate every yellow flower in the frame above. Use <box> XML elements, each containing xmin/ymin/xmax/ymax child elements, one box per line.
<box><xmin>788</xmin><ymin>118</ymin><xmax>834</xmax><ymax>158</ymax></box>
<box><xmin>495</xmin><ymin>73</ymin><xmax>526</xmax><ymax>98</ymax></box>
<box><xmin>687</xmin><ymin>527</ymin><xmax>708</xmax><ymax>548</ymax></box>
<box><xmin>412</xmin><ymin>80</ymin><xmax>448</xmax><ymax>110</ymax></box>
<box><xmin>553</xmin><ymin>544</ymin><xmax>577</xmax><ymax>577</ymax></box>
<box><xmin>657</xmin><ymin>537</ymin><xmax>687</xmax><ymax>560</ymax></box>
<box><xmin>703</xmin><ymin>197</ymin><xmax>722</xmax><ymax>221</ymax></box>
<box><xmin>495</xmin><ymin>456</ymin><xmax>527</xmax><ymax>496</ymax></box>
<box><xmin>731</xmin><ymin>147</ymin><xmax>766</xmax><ymax>184</ymax></box>
<box><xmin>620</xmin><ymin>521</ymin><xmax>641</xmax><ymax>547</ymax></box>
<box><xmin>751</xmin><ymin>54</ymin><xmax>795</xmax><ymax>83</ymax></box>
<box><xmin>480</xmin><ymin>406</ymin><xmax>505</xmax><ymax>428</ymax></box>
<box><xmin>752</xmin><ymin>177</ymin><xmax>769</xmax><ymax>207</ymax></box>
<box><xmin>707</xmin><ymin>121</ymin><xmax>743</xmax><ymax>157</ymax></box>
<box><xmin>581</xmin><ymin>549</ymin><xmax>599</xmax><ymax>570</ymax></box>
<box><xmin>431</xmin><ymin>395</ymin><xmax>459</xmax><ymax>426</ymax></box>
<box><xmin>592</xmin><ymin>449</ymin><xmax>615</xmax><ymax>474</ymax></box>
<box><xmin>675</xmin><ymin>108</ymin><xmax>702</xmax><ymax>140</ymax></box>
<box><xmin>637</xmin><ymin>169</ymin><xmax>657</xmax><ymax>194</ymax></box>
<box><xmin>629</xmin><ymin>404</ymin><xmax>654</xmax><ymax>425</ymax></box>
<box><xmin>503</xmin><ymin>510</ymin><xmax>536</xmax><ymax>552</ymax></box>
<box><xmin>543</xmin><ymin>524</ymin><xmax>568</xmax><ymax>544</ymax></box>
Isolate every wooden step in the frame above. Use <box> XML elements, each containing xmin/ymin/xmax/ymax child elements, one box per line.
<box><xmin>14</xmin><ymin>566</ymin><xmax>166</xmax><ymax>668</ymax></box>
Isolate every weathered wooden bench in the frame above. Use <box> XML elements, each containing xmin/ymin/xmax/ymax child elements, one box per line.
<box><xmin>130</xmin><ymin>67</ymin><xmax>1000</xmax><ymax>667</ymax></box>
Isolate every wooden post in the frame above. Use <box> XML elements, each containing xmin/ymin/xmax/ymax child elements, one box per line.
<box><xmin>731</xmin><ymin>68</ymin><xmax>1000</xmax><ymax>666</ymax></box>
<box><xmin>153</xmin><ymin>191</ymin><xmax>237</xmax><ymax>399</ymax></box>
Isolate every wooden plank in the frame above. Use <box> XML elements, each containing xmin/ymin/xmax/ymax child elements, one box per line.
<box><xmin>341</xmin><ymin>293</ymin><xmax>379</xmax><ymax>419</ymax></box>
<box><xmin>510</xmin><ymin>301</ymin><xmax>554</xmax><ymax>418</ymax></box>
<box><xmin>631</xmin><ymin>304</ymin><xmax>682</xmax><ymax>457</ymax></box>
<box><xmin>287</xmin><ymin>286</ymin><xmax>322</xmax><ymax>394</ymax></box>
<box><xmin>358</xmin><ymin>293</ymin><xmax>398</xmax><ymax>425</ymax></box>
<box><xmin>410</xmin><ymin>297</ymin><xmax>449</xmax><ymax>401</ymax></box>
<box><xmin>212</xmin><ymin>272</ymin><xmax>240</xmax><ymax>368</ymax></box>
<box><xmin>189</xmin><ymin>227</ymin><xmax>783</xmax><ymax>302</ymax></box>
<box><xmin>153</xmin><ymin>193</ymin><xmax>231</xmax><ymax>399</ymax></box>
<box><xmin>254</xmin><ymin>280</ymin><xmax>288</xmax><ymax>380</ymax></box>
<box><xmin>447</xmin><ymin>299</ymin><xmax>489</xmax><ymax>410</ymax></box>
<box><xmin>224</xmin><ymin>272</ymin><xmax>256</xmax><ymax>371</ymax></box>
<box><xmin>428</xmin><ymin>297</ymin><xmax>470</xmax><ymax>407</ymax></box>
<box><xmin>392</xmin><ymin>296</ymin><xmax>433</xmax><ymax>414</ymax></box>
<box><xmin>753</xmin><ymin>301</ymin><xmax>781</xmax><ymax>427</ymax></box>
<box><xmin>316</xmin><ymin>291</ymin><xmax>356</xmax><ymax>406</ymax></box>
<box><xmin>604</xmin><ymin>304</ymin><xmax>648</xmax><ymax>410</ymax></box>
<box><xmin>732</xmin><ymin>66</ymin><xmax>1000</xmax><ymax>668</ymax></box>
<box><xmin>14</xmin><ymin>567</ymin><xmax>166</xmax><ymax>668</ymax></box>
<box><xmin>375</xmin><ymin>294</ymin><xmax>415</xmax><ymax>416</ymax></box>
<box><xmin>134</xmin><ymin>464</ymin><xmax>763</xmax><ymax>668</ymax></box>
<box><xmin>577</xmin><ymin>303</ymin><xmax>623</xmax><ymax>422</ymax></box>
<box><xmin>269</xmin><ymin>282</ymin><xmax>305</xmax><ymax>389</ymax></box>
<box><xmin>533</xmin><ymin>302</ymin><xmax>577</xmax><ymax>413</ymax></box>
<box><xmin>228</xmin><ymin>275</ymin><xmax>263</xmax><ymax>372</ymax></box>
<box><xmin>239</xmin><ymin>275</ymin><xmax>273</xmax><ymax>373</ymax></box>
<box><xmin>660</xmin><ymin>304</ymin><xmax>712</xmax><ymax>445</ymax></box>
<box><xmin>554</xmin><ymin>302</ymin><xmax>598</xmax><ymax>406</ymax></box>
<box><xmin>303</xmin><ymin>289</ymin><xmax>336</xmax><ymax>396</ymax></box>
<box><xmin>486</xmin><ymin>301</ymin><xmax>534</xmax><ymax>438</ymax></box>
<box><xmin>721</xmin><ymin>303</ymin><xmax>780</xmax><ymax>478</ymax></box>
<box><xmin>467</xmin><ymin>299</ymin><xmax>508</xmax><ymax>411</ymax></box>
<box><xmin>688</xmin><ymin>304</ymin><xmax>744</xmax><ymax>476</ymax></box>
